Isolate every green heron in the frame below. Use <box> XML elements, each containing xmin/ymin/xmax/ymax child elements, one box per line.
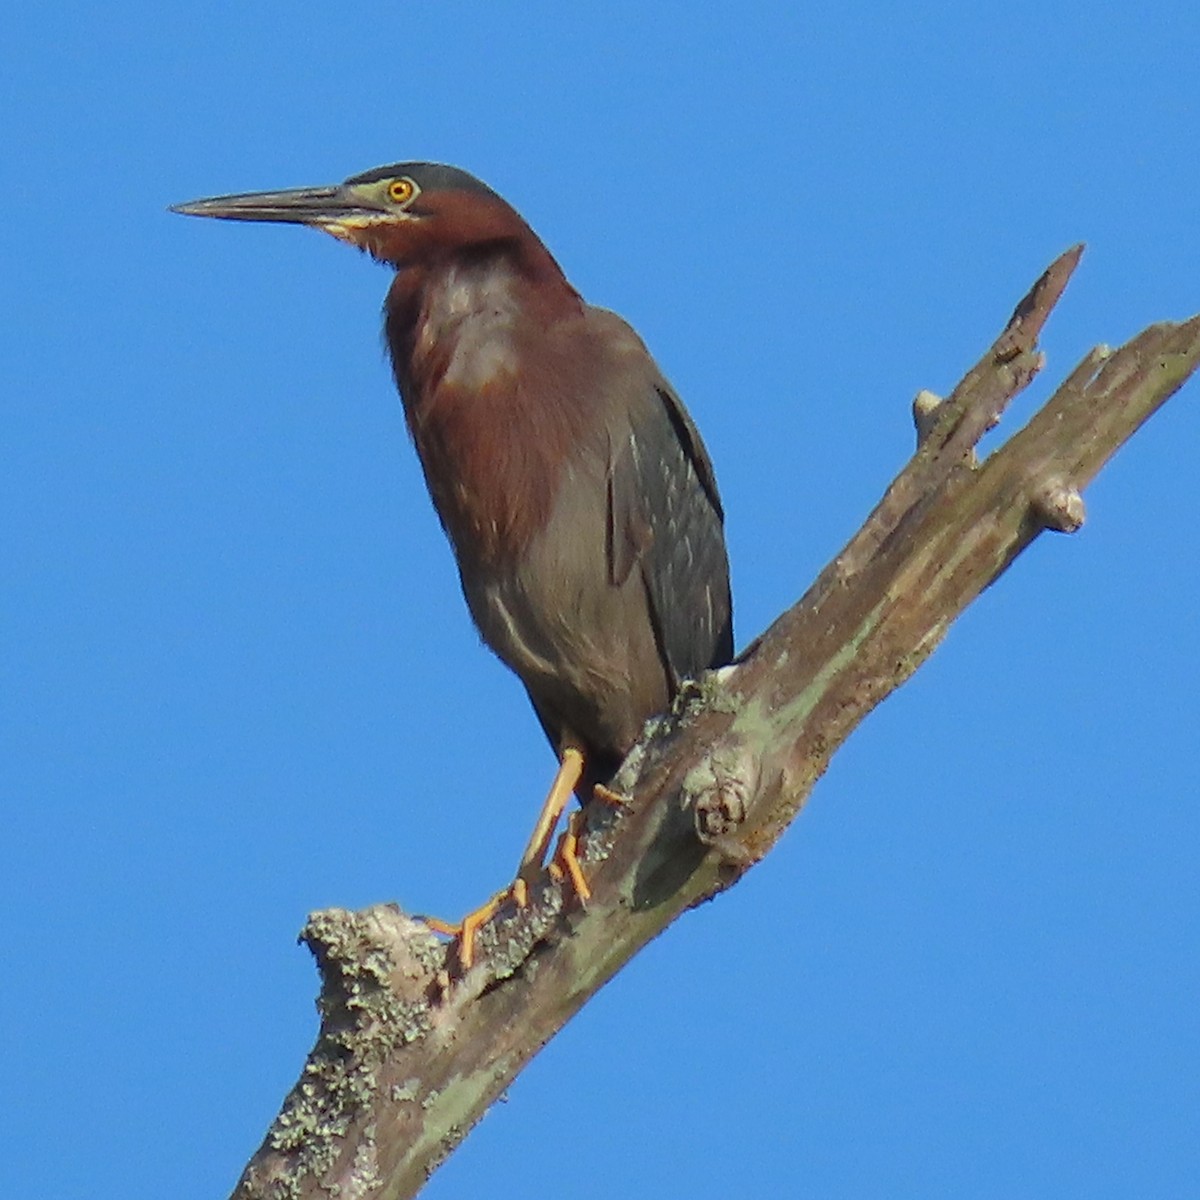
<box><xmin>173</xmin><ymin>162</ymin><xmax>733</xmax><ymax>964</ymax></box>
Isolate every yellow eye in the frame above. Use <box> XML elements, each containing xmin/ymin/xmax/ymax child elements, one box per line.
<box><xmin>387</xmin><ymin>177</ymin><xmax>417</xmax><ymax>205</ymax></box>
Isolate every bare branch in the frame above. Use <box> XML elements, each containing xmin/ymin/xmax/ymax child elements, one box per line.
<box><xmin>229</xmin><ymin>248</ymin><xmax>1200</xmax><ymax>1200</ymax></box>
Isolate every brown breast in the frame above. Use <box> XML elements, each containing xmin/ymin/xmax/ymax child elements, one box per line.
<box><xmin>385</xmin><ymin>252</ymin><xmax>591</xmax><ymax>567</ymax></box>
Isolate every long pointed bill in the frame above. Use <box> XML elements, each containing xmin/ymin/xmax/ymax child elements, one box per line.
<box><xmin>170</xmin><ymin>183</ymin><xmax>379</xmax><ymax>225</ymax></box>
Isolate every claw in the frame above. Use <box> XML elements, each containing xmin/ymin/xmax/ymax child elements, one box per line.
<box><xmin>458</xmin><ymin>889</ymin><xmax>509</xmax><ymax>969</ymax></box>
<box><xmin>553</xmin><ymin>810</ymin><xmax>592</xmax><ymax>903</ymax></box>
<box><xmin>422</xmin><ymin>887</ymin><xmax>508</xmax><ymax>970</ymax></box>
<box><xmin>423</xmin><ymin>746</ymin><xmax>594</xmax><ymax>971</ymax></box>
<box><xmin>592</xmin><ymin>781</ymin><xmax>629</xmax><ymax>807</ymax></box>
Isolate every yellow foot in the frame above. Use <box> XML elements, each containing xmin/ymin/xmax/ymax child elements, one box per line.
<box><xmin>424</xmin><ymin>886</ymin><xmax>512</xmax><ymax>970</ymax></box>
<box><xmin>423</xmin><ymin>746</ymin><xmax>598</xmax><ymax>972</ymax></box>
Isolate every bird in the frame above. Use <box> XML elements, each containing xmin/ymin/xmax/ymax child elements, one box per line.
<box><xmin>173</xmin><ymin>162</ymin><xmax>733</xmax><ymax>965</ymax></box>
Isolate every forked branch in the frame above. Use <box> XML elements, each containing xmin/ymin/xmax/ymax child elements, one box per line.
<box><xmin>230</xmin><ymin>247</ymin><xmax>1200</xmax><ymax>1200</ymax></box>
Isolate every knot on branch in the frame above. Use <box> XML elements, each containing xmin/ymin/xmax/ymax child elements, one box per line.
<box><xmin>911</xmin><ymin>389</ymin><xmax>944</xmax><ymax>447</ymax></box>
<box><xmin>683</xmin><ymin>745</ymin><xmax>758</xmax><ymax>869</ymax></box>
<box><xmin>911</xmin><ymin>389</ymin><xmax>981</xmax><ymax>464</ymax></box>
<box><xmin>1030</xmin><ymin>477</ymin><xmax>1086</xmax><ymax>533</ymax></box>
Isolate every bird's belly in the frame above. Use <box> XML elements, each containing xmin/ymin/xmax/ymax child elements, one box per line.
<box><xmin>460</xmin><ymin>545</ymin><xmax>667</xmax><ymax>763</ymax></box>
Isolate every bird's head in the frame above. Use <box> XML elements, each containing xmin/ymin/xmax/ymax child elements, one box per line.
<box><xmin>172</xmin><ymin>162</ymin><xmax>534</xmax><ymax>268</ymax></box>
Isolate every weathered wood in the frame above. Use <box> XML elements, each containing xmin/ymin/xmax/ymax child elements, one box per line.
<box><xmin>229</xmin><ymin>247</ymin><xmax>1200</xmax><ymax>1200</ymax></box>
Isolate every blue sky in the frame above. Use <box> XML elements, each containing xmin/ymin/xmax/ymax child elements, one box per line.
<box><xmin>4</xmin><ymin>3</ymin><xmax>1198</xmax><ymax>1197</ymax></box>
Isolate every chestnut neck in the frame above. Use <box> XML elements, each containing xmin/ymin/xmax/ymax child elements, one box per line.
<box><xmin>383</xmin><ymin>236</ymin><xmax>588</xmax><ymax>568</ymax></box>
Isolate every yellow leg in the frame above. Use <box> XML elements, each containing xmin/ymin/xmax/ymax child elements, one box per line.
<box><xmin>422</xmin><ymin>747</ymin><xmax>587</xmax><ymax>971</ymax></box>
<box><xmin>515</xmin><ymin>746</ymin><xmax>584</xmax><ymax>889</ymax></box>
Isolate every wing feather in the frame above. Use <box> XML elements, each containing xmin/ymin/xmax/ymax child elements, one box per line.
<box><xmin>607</xmin><ymin>380</ymin><xmax>733</xmax><ymax>688</ymax></box>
